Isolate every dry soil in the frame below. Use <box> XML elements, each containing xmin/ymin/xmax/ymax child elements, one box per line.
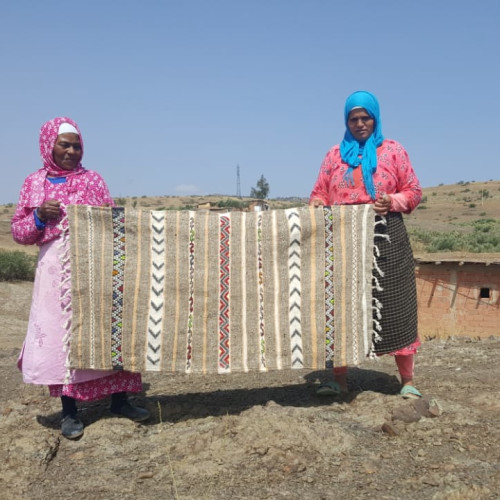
<box><xmin>1</xmin><ymin>280</ymin><xmax>500</xmax><ymax>499</ymax></box>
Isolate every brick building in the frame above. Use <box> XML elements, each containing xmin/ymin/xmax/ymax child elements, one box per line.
<box><xmin>414</xmin><ymin>254</ymin><xmax>500</xmax><ymax>339</ymax></box>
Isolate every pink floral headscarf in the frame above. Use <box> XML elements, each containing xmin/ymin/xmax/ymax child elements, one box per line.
<box><xmin>39</xmin><ymin>117</ymin><xmax>85</xmax><ymax>177</ymax></box>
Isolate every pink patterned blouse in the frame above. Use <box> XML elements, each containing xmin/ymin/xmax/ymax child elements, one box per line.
<box><xmin>11</xmin><ymin>169</ymin><xmax>115</xmax><ymax>245</ymax></box>
<box><xmin>310</xmin><ymin>139</ymin><xmax>422</xmax><ymax>213</ymax></box>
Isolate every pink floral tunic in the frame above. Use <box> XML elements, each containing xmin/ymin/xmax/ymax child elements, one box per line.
<box><xmin>310</xmin><ymin>139</ymin><xmax>421</xmax><ymax>214</ymax></box>
<box><xmin>12</xmin><ymin>170</ymin><xmax>142</xmax><ymax>401</ymax></box>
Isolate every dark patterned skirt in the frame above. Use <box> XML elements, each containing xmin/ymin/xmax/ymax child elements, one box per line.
<box><xmin>372</xmin><ymin>212</ymin><xmax>418</xmax><ymax>354</ymax></box>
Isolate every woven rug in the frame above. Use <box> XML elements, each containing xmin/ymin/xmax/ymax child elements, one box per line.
<box><xmin>62</xmin><ymin>204</ymin><xmax>379</xmax><ymax>374</ymax></box>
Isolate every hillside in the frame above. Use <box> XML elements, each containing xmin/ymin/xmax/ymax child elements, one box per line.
<box><xmin>1</xmin><ymin>179</ymin><xmax>499</xmax><ymax>257</ymax></box>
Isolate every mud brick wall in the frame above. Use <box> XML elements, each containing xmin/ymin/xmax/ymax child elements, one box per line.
<box><xmin>415</xmin><ymin>263</ymin><xmax>500</xmax><ymax>338</ymax></box>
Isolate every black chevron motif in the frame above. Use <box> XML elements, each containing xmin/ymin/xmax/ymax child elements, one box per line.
<box><xmin>148</xmin><ymin>328</ymin><xmax>161</xmax><ymax>338</ymax></box>
<box><xmin>148</xmin><ymin>342</ymin><xmax>160</xmax><ymax>353</ymax></box>
<box><xmin>150</xmin><ymin>301</ymin><xmax>164</xmax><ymax>312</ymax></box>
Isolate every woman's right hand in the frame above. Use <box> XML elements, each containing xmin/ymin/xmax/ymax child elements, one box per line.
<box><xmin>310</xmin><ymin>198</ymin><xmax>325</xmax><ymax>207</ymax></box>
<box><xmin>37</xmin><ymin>200</ymin><xmax>62</xmax><ymax>222</ymax></box>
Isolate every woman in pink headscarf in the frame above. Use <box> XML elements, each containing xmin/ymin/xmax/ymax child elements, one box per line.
<box><xmin>12</xmin><ymin>117</ymin><xmax>150</xmax><ymax>439</ymax></box>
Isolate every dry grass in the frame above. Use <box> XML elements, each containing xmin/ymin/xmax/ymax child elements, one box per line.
<box><xmin>404</xmin><ymin>179</ymin><xmax>500</xmax><ymax>233</ymax></box>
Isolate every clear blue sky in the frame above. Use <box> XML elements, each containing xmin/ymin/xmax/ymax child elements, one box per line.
<box><xmin>1</xmin><ymin>0</ymin><xmax>499</xmax><ymax>204</ymax></box>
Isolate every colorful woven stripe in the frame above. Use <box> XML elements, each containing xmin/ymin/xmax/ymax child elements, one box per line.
<box><xmin>110</xmin><ymin>207</ymin><xmax>125</xmax><ymax>369</ymax></box>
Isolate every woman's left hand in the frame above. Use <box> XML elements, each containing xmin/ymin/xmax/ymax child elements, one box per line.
<box><xmin>373</xmin><ymin>194</ymin><xmax>392</xmax><ymax>215</ymax></box>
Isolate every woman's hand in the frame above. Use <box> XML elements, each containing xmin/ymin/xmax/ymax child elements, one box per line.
<box><xmin>310</xmin><ymin>198</ymin><xmax>325</xmax><ymax>207</ymax></box>
<box><xmin>373</xmin><ymin>194</ymin><xmax>392</xmax><ymax>215</ymax></box>
<box><xmin>37</xmin><ymin>200</ymin><xmax>62</xmax><ymax>222</ymax></box>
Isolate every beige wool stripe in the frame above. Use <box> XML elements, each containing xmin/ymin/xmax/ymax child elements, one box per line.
<box><xmin>68</xmin><ymin>205</ymin><xmax>84</xmax><ymax>367</ymax></box>
<box><xmin>276</xmin><ymin>208</ymin><xmax>292</xmax><ymax>369</ymax></box>
<box><xmin>199</xmin><ymin>211</ymin><xmax>210</xmax><ymax>373</ymax></box>
<box><xmin>261</xmin><ymin>213</ymin><xmax>276</xmax><ymax>370</ymax></box>
<box><xmin>190</xmin><ymin>211</ymin><xmax>206</xmax><ymax>373</ymax></box>
<box><xmin>122</xmin><ymin>209</ymin><xmax>150</xmax><ymax>371</ymax></box>
<box><xmin>307</xmin><ymin>205</ymin><xmax>319</xmax><ymax>369</ymax></box>
<box><xmin>228</xmin><ymin>211</ymin><xmax>244</xmax><ymax>372</ymax></box>
<box><xmin>244</xmin><ymin>212</ymin><xmax>261</xmax><ymax>372</ymax></box>
<box><xmin>240</xmin><ymin>212</ymin><xmax>248</xmax><ymax>372</ymax></box>
<box><xmin>130</xmin><ymin>209</ymin><xmax>146</xmax><ymax>371</ymax></box>
<box><xmin>271</xmin><ymin>210</ymin><xmax>282</xmax><ymax>370</ymax></box>
<box><xmin>160</xmin><ymin>211</ymin><xmax>176</xmax><ymax>371</ymax></box>
<box><xmin>96</xmin><ymin>207</ymin><xmax>115</xmax><ymax>369</ymax></box>
<box><xmin>175</xmin><ymin>211</ymin><xmax>192</xmax><ymax>372</ymax></box>
<box><xmin>171</xmin><ymin>211</ymin><xmax>181</xmax><ymax>371</ymax></box>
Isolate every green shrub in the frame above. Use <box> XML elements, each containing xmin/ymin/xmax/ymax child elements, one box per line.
<box><xmin>409</xmin><ymin>218</ymin><xmax>500</xmax><ymax>253</ymax></box>
<box><xmin>429</xmin><ymin>235</ymin><xmax>461</xmax><ymax>252</ymax></box>
<box><xmin>166</xmin><ymin>205</ymin><xmax>196</xmax><ymax>211</ymax></box>
<box><xmin>0</xmin><ymin>250</ymin><xmax>37</xmax><ymax>281</ymax></box>
<box><xmin>216</xmin><ymin>199</ymin><xmax>248</xmax><ymax>209</ymax></box>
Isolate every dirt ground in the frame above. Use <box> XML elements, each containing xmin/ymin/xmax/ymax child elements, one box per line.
<box><xmin>1</xmin><ymin>280</ymin><xmax>499</xmax><ymax>500</ymax></box>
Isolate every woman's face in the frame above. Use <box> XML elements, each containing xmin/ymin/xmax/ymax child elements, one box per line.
<box><xmin>52</xmin><ymin>133</ymin><xmax>82</xmax><ymax>170</ymax></box>
<box><xmin>347</xmin><ymin>108</ymin><xmax>374</xmax><ymax>142</ymax></box>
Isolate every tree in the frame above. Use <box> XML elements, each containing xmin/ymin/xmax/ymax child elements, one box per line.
<box><xmin>250</xmin><ymin>174</ymin><xmax>270</xmax><ymax>199</ymax></box>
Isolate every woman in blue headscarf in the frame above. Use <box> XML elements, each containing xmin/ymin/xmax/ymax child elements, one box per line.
<box><xmin>310</xmin><ymin>91</ymin><xmax>423</xmax><ymax>399</ymax></box>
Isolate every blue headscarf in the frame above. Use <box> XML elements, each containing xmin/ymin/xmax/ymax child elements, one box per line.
<box><xmin>340</xmin><ymin>90</ymin><xmax>384</xmax><ymax>200</ymax></box>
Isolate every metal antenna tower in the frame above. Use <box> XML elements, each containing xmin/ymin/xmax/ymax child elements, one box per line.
<box><xmin>236</xmin><ymin>164</ymin><xmax>241</xmax><ymax>198</ymax></box>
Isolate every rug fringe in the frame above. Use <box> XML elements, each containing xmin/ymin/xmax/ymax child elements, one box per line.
<box><xmin>370</xmin><ymin>214</ymin><xmax>387</xmax><ymax>360</ymax></box>
<box><xmin>372</xmin><ymin>254</ymin><xmax>385</xmax><ymax>277</ymax></box>
<box><xmin>372</xmin><ymin>275</ymin><xmax>383</xmax><ymax>292</ymax></box>
<box><xmin>57</xmin><ymin>207</ymin><xmax>73</xmax><ymax>384</ymax></box>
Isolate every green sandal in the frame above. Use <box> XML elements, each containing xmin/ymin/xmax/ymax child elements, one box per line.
<box><xmin>400</xmin><ymin>385</ymin><xmax>422</xmax><ymax>399</ymax></box>
<box><xmin>316</xmin><ymin>380</ymin><xmax>342</xmax><ymax>396</ymax></box>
